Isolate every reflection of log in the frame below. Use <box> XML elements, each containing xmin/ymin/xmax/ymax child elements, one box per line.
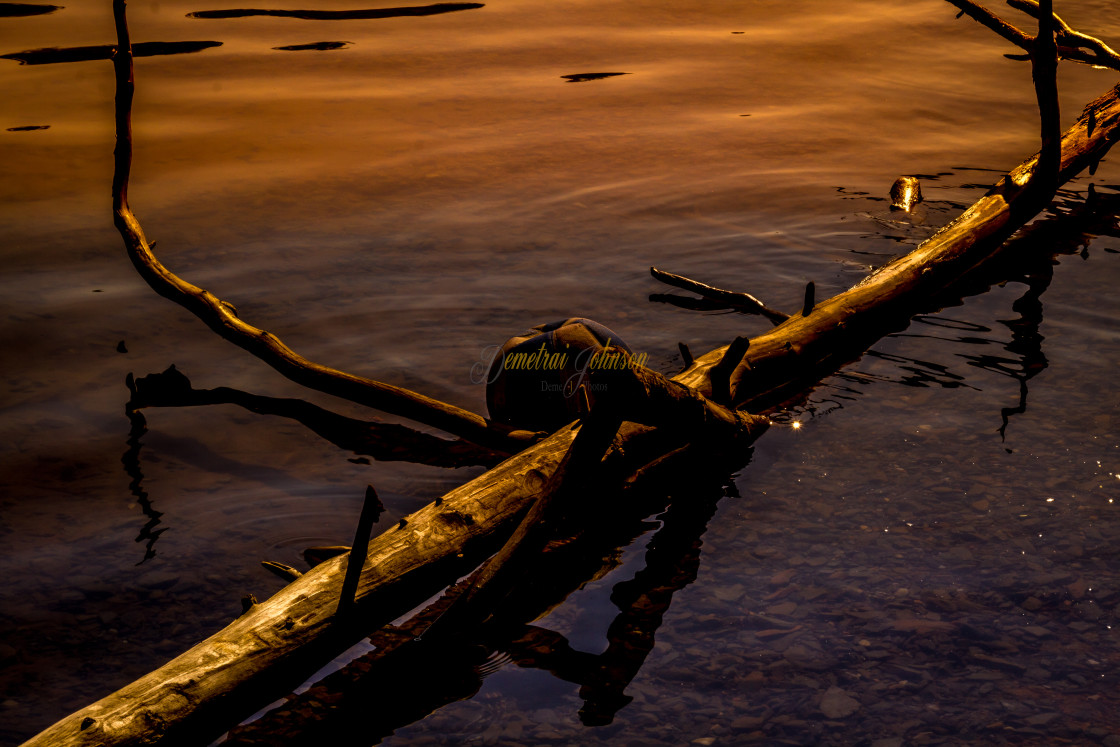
<box><xmin>21</xmin><ymin>0</ymin><xmax>1120</xmax><ymax>744</ymax></box>
<box><xmin>223</xmin><ymin>453</ymin><xmax>735</xmax><ymax>744</ymax></box>
<box><xmin>129</xmin><ymin>365</ymin><xmax>502</xmax><ymax>468</ymax></box>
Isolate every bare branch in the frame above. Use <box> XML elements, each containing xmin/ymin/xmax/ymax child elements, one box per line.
<box><xmin>649</xmin><ymin>266</ymin><xmax>790</xmax><ymax>324</ymax></box>
<box><xmin>946</xmin><ymin>0</ymin><xmax>1120</xmax><ymax>71</ymax></box>
<box><xmin>1031</xmin><ymin>0</ymin><xmax>1060</xmax><ymax>192</ymax></box>
<box><xmin>945</xmin><ymin>0</ymin><xmax>1034</xmax><ymax>51</ymax></box>
<box><xmin>111</xmin><ymin>0</ymin><xmax>534</xmax><ymax>454</ymax></box>
<box><xmin>1007</xmin><ymin>0</ymin><xmax>1120</xmax><ymax>70</ymax></box>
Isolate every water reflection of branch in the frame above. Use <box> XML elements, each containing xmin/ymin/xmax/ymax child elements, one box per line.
<box><xmin>809</xmin><ymin>189</ymin><xmax>1120</xmax><ymax>429</ymax></box>
<box><xmin>187</xmin><ymin>3</ymin><xmax>483</xmax><ymax>20</ymax></box>
<box><xmin>221</xmin><ymin>454</ymin><xmax>740</xmax><ymax>744</ymax></box>
<box><xmin>512</xmin><ymin>491</ymin><xmax>721</xmax><ymax>726</ymax></box>
<box><xmin>963</xmin><ymin>260</ymin><xmax>1051</xmax><ymax>440</ymax></box>
<box><xmin>121</xmin><ymin>378</ymin><xmax>167</xmax><ymax>564</ymax></box>
<box><xmin>0</xmin><ymin>3</ymin><xmax>62</xmax><ymax>18</ymax></box>
<box><xmin>2</xmin><ymin>41</ymin><xmax>221</xmax><ymax>65</ymax></box>
<box><xmin>128</xmin><ymin>365</ymin><xmax>502</xmax><ymax>468</ymax></box>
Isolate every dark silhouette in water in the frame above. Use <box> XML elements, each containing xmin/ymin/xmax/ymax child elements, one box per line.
<box><xmin>0</xmin><ymin>2</ymin><xmax>61</xmax><ymax>17</ymax></box>
<box><xmin>188</xmin><ymin>3</ymin><xmax>482</xmax><ymax>20</ymax></box>
<box><xmin>221</xmin><ymin>457</ymin><xmax>742</xmax><ymax>744</ymax></box>
<box><xmin>273</xmin><ymin>41</ymin><xmax>352</xmax><ymax>51</ymax></box>
<box><xmin>122</xmin><ymin>374</ymin><xmax>167</xmax><ymax>565</ymax></box>
<box><xmin>561</xmin><ymin>72</ymin><xmax>629</xmax><ymax>82</ymax></box>
<box><xmin>1</xmin><ymin>40</ymin><xmax>221</xmax><ymax>65</ymax></box>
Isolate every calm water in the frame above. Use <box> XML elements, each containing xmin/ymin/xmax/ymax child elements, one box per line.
<box><xmin>2</xmin><ymin>0</ymin><xmax>1120</xmax><ymax>744</ymax></box>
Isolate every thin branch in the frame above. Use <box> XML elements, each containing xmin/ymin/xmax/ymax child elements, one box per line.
<box><xmin>649</xmin><ymin>267</ymin><xmax>790</xmax><ymax>325</ymax></box>
<box><xmin>111</xmin><ymin>0</ymin><xmax>534</xmax><ymax>454</ymax></box>
<box><xmin>1007</xmin><ymin>0</ymin><xmax>1120</xmax><ymax>70</ymax></box>
<box><xmin>946</xmin><ymin>0</ymin><xmax>1120</xmax><ymax>71</ymax></box>
<box><xmin>944</xmin><ymin>0</ymin><xmax>1034</xmax><ymax>50</ymax></box>
<box><xmin>338</xmin><ymin>485</ymin><xmax>384</xmax><ymax>615</ymax></box>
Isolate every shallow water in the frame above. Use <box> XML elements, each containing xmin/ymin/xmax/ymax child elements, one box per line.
<box><xmin>2</xmin><ymin>0</ymin><xmax>1120</xmax><ymax>744</ymax></box>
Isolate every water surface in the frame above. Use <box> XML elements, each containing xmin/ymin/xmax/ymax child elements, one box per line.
<box><xmin>2</xmin><ymin>0</ymin><xmax>1120</xmax><ymax>744</ymax></box>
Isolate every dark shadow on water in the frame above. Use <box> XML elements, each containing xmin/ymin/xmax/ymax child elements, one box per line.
<box><xmin>122</xmin><ymin>376</ymin><xmax>166</xmax><ymax>565</ymax></box>
<box><xmin>561</xmin><ymin>72</ymin><xmax>630</xmax><ymax>83</ymax></box>
<box><xmin>6</xmin><ymin>124</ymin><xmax>50</xmax><ymax>131</ymax></box>
<box><xmin>1</xmin><ymin>40</ymin><xmax>221</xmax><ymax>65</ymax></box>
<box><xmin>273</xmin><ymin>41</ymin><xmax>351</xmax><ymax>51</ymax></box>
<box><xmin>803</xmin><ymin>187</ymin><xmax>1120</xmax><ymax>436</ymax></box>
<box><xmin>128</xmin><ymin>364</ymin><xmax>502</xmax><ymax>468</ymax></box>
<box><xmin>187</xmin><ymin>3</ymin><xmax>483</xmax><ymax>20</ymax></box>
<box><xmin>220</xmin><ymin>454</ymin><xmax>745</xmax><ymax>745</ymax></box>
<box><xmin>0</xmin><ymin>2</ymin><xmax>61</xmax><ymax>17</ymax></box>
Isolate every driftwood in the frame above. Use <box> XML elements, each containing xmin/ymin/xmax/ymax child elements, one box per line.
<box><xmin>108</xmin><ymin>0</ymin><xmax>532</xmax><ymax>456</ymax></box>
<box><xmin>20</xmin><ymin>2</ymin><xmax>1120</xmax><ymax>745</ymax></box>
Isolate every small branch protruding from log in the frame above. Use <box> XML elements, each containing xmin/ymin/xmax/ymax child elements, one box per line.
<box><xmin>650</xmin><ymin>267</ymin><xmax>790</xmax><ymax>325</ymax></box>
<box><xmin>261</xmin><ymin>561</ymin><xmax>303</xmax><ymax>583</ymax></box>
<box><xmin>239</xmin><ymin>594</ymin><xmax>258</xmax><ymax>616</ymax></box>
<box><xmin>337</xmin><ymin>485</ymin><xmax>383</xmax><ymax>615</ymax></box>
<box><xmin>801</xmin><ymin>281</ymin><xmax>816</xmax><ymax>317</ymax></box>
<box><xmin>945</xmin><ymin>0</ymin><xmax>1033</xmax><ymax>49</ymax></box>
<box><xmin>108</xmin><ymin>0</ymin><xmax>532</xmax><ymax>455</ymax></box>
<box><xmin>678</xmin><ymin>341</ymin><xmax>694</xmax><ymax>370</ymax></box>
<box><xmin>709</xmin><ymin>336</ymin><xmax>751</xmax><ymax>406</ymax></box>
<box><xmin>1031</xmin><ymin>0</ymin><xmax>1060</xmax><ymax>193</ymax></box>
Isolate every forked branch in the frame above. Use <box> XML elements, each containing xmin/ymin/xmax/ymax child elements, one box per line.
<box><xmin>947</xmin><ymin>0</ymin><xmax>1120</xmax><ymax>70</ymax></box>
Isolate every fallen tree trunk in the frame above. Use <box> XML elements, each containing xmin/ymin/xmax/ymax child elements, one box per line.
<box><xmin>25</xmin><ymin>82</ymin><xmax>1120</xmax><ymax>747</ymax></box>
<box><xmin>21</xmin><ymin>1</ymin><xmax>1120</xmax><ymax>744</ymax></box>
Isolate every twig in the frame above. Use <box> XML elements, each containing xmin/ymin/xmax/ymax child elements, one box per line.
<box><xmin>801</xmin><ymin>281</ymin><xmax>816</xmax><ymax>317</ymax></box>
<box><xmin>709</xmin><ymin>336</ymin><xmax>751</xmax><ymax>406</ymax></box>
<box><xmin>337</xmin><ymin>485</ymin><xmax>384</xmax><ymax>615</ymax></box>
<box><xmin>677</xmin><ymin>341</ymin><xmax>694</xmax><ymax>369</ymax></box>
<box><xmin>944</xmin><ymin>0</ymin><xmax>1033</xmax><ymax>49</ymax></box>
<box><xmin>650</xmin><ymin>267</ymin><xmax>790</xmax><ymax>325</ymax></box>
<box><xmin>1007</xmin><ymin>0</ymin><xmax>1120</xmax><ymax>70</ymax></box>
<box><xmin>946</xmin><ymin>0</ymin><xmax>1120</xmax><ymax>71</ymax></box>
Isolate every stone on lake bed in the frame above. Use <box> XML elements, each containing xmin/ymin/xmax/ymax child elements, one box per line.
<box><xmin>819</xmin><ymin>686</ymin><xmax>860</xmax><ymax>718</ymax></box>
